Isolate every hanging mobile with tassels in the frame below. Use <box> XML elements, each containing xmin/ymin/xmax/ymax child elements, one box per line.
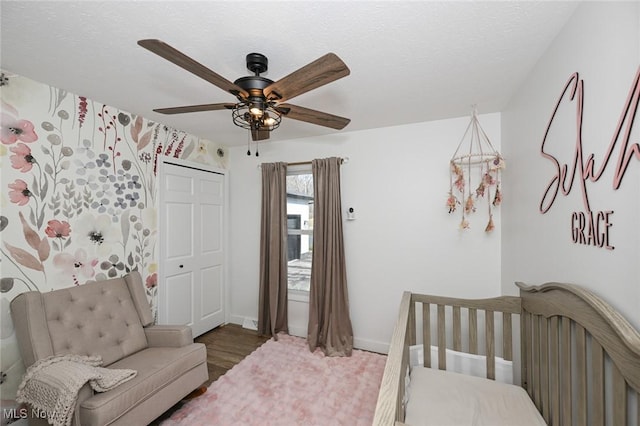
<box><xmin>447</xmin><ymin>106</ymin><xmax>505</xmax><ymax>232</ymax></box>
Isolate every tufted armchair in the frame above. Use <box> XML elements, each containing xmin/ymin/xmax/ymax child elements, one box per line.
<box><xmin>10</xmin><ymin>271</ymin><xmax>208</xmax><ymax>425</ymax></box>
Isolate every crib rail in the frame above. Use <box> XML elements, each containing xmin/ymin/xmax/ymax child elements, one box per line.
<box><xmin>410</xmin><ymin>293</ymin><xmax>521</xmax><ymax>378</ymax></box>
<box><xmin>372</xmin><ymin>291</ymin><xmax>411</xmax><ymax>426</ymax></box>
<box><xmin>372</xmin><ymin>291</ymin><xmax>522</xmax><ymax>425</ymax></box>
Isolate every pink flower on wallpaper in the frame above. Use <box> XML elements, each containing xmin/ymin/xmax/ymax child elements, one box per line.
<box><xmin>146</xmin><ymin>273</ymin><xmax>157</xmax><ymax>289</ymax></box>
<box><xmin>53</xmin><ymin>248</ymin><xmax>99</xmax><ymax>285</ymax></box>
<box><xmin>45</xmin><ymin>220</ymin><xmax>71</xmax><ymax>239</ymax></box>
<box><xmin>8</xmin><ymin>179</ymin><xmax>32</xmax><ymax>206</ymax></box>
<box><xmin>10</xmin><ymin>143</ymin><xmax>36</xmax><ymax>172</ymax></box>
<box><xmin>1</xmin><ymin>111</ymin><xmax>38</xmax><ymax>145</ymax></box>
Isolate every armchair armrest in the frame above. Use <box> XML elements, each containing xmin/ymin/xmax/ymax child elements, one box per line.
<box><xmin>144</xmin><ymin>325</ymin><xmax>193</xmax><ymax>348</ymax></box>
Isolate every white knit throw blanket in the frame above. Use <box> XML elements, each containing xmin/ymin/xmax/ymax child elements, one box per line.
<box><xmin>16</xmin><ymin>354</ymin><xmax>137</xmax><ymax>426</ymax></box>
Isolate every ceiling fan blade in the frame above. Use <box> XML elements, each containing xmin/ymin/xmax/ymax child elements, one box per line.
<box><xmin>251</xmin><ymin>128</ymin><xmax>270</xmax><ymax>141</ymax></box>
<box><xmin>276</xmin><ymin>103</ymin><xmax>350</xmax><ymax>130</ymax></box>
<box><xmin>153</xmin><ymin>103</ymin><xmax>235</xmax><ymax>115</ymax></box>
<box><xmin>264</xmin><ymin>53</ymin><xmax>350</xmax><ymax>103</ymax></box>
<box><xmin>138</xmin><ymin>39</ymin><xmax>248</xmax><ymax>99</ymax></box>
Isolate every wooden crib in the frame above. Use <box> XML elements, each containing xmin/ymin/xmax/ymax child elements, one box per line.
<box><xmin>373</xmin><ymin>282</ymin><xmax>640</xmax><ymax>425</ymax></box>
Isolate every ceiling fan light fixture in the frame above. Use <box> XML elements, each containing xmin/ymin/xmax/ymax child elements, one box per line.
<box><xmin>249</xmin><ymin>98</ymin><xmax>265</xmax><ymax>117</ymax></box>
<box><xmin>232</xmin><ymin>103</ymin><xmax>282</xmax><ymax>131</ymax></box>
<box><xmin>263</xmin><ymin>112</ymin><xmax>276</xmax><ymax>127</ymax></box>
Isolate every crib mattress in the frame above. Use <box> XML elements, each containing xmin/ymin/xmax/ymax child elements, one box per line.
<box><xmin>404</xmin><ymin>367</ymin><xmax>546</xmax><ymax>426</ymax></box>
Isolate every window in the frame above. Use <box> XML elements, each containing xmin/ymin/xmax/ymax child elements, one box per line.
<box><xmin>286</xmin><ymin>170</ymin><xmax>313</xmax><ymax>292</ymax></box>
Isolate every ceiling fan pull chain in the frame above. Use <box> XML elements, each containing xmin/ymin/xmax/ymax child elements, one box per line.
<box><xmin>247</xmin><ymin>128</ymin><xmax>252</xmax><ymax>156</ymax></box>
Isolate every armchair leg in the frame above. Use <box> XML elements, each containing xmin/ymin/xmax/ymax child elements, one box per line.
<box><xmin>183</xmin><ymin>385</ymin><xmax>207</xmax><ymax>400</ymax></box>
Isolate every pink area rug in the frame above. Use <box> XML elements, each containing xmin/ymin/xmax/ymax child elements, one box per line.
<box><xmin>161</xmin><ymin>334</ymin><xmax>387</xmax><ymax>426</ymax></box>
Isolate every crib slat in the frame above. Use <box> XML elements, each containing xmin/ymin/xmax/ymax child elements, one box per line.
<box><xmin>575</xmin><ymin>325</ymin><xmax>587</xmax><ymax>425</ymax></box>
<box><xmin>522</xmin><ymin>312</ymin><xmax>532</xmax><ymax>397</ymax></box>
<box><xmin>409</xmin><ymin>301</ymin><xmax>416</xmax><ymax>346</ymax></box>
<box><xmin>591</xmin><ymin>339</ymin><xmax>604</xmax><ymax>425</ymax></box>
<box><xmin>485</xmin><ymin>309</ymin><xmax>495</xmax><ymax>380</ymax></box>
<box><xmin>453</xmin><ymin>306</ymin><xmax>461</xmax><ymax>351</ymax></box>
<box><xmin>423</xmin><ymin>303</ymin><xmax>431</xmax><ymax>368</ymax></box>
<box><xmin>612</xmin><ymin>363</ymin><xmax>626</xmax><ymax>425</ymax></box>
<box><xmin>469</xmin><ymin>308</ymin><xmax>478</xmax><ymax>355</ymax></box>
<box><xmin>561</xmin><ymin>318</ymin><xmax>571</xmax><ymax>425</ymax></box>
<box><xmin>532</xmin><ymin>315</ymin><xmax>541</xmax><ymax>410</ymax></box>
<box><xmin>503</xmin><ymin>313</ymin><xmax>512</xmax><ymax>361</ymax></box>
<box><xmin>540</xmin><ymin>317</ymin><xmax>550</xmax><ymax>423</ymax></box>
<box><xmin>437</xmin><ymin>304</ymin><xmax>446</xmax><ymax>370</ymax></box>
<box><xmin>549</xmin><ymin>317</ymin><xmax>560</xmax><ymax>426</ymax></box>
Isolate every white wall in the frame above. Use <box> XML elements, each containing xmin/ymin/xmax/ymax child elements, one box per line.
<box><xmin>228</xmin><ymin>114</ymin><xmax>503</xmax><ymax>352</ymax></box>
<box><xmin>502</xmin><ymin>2</ymin><xmax>640</xmax><ymax>328</ymax></box>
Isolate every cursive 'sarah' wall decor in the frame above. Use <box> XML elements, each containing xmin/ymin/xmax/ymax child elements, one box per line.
<box><xmin>539</xmin><ymin>66</ymin><xmax>640</xmax><ymax>250</ymax></box>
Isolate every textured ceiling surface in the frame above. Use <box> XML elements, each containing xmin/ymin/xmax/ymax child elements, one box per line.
<box><xmin>1</xmin><ymin>1</ymin><xmax>579</xmax><ymax>146</ymax></box>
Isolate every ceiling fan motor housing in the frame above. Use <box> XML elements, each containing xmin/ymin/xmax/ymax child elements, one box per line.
<box><xmin>246</xmin><ymin>53</ymin><xmax>268</xmax><ymax>75</ymax></box>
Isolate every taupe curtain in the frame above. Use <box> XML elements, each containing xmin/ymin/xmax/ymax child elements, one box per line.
<box><xmin>308</xmin><ymin>157</ymin><xmax>354</xmax><ymax>356</ymax></box>
<box><xmin>257</xmin><ymin>162</ymin><xmax>289</xmax><ymax>338</ymax></box>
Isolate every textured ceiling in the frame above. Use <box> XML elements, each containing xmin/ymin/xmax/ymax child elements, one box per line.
<box><xmin>1</xmin><ymin>1</ymin><xmax>579</xmax><ymax>146</ymax></box>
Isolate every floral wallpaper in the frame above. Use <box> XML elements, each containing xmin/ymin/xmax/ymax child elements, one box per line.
<box><xmin>0</xmin><ymin>72</ymin><xmax>228</xmax><ymax>399</ymax></box>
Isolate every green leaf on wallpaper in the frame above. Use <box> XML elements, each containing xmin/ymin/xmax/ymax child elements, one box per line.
<box><xmin>29</xmin><ymin>208</ymin><xmax>36</xmax><ymax>227</ymax></box>
<box><xmin>37</xmin><ymin>209</ymin><xmax>45</xmax><ymax>229</ymax></box>
<box><xmin>19</xmin><ymin>212</ymin><xmax>41</xmax><ymax>251</ymax></box>
<box><xmin>41</xmin><ymin>174</ymin><xmax>49</xmax><ymax>199</ymax></box>
<box><xmin>4</xmin><ymin>243</ymin><xmax>44</xmax><ymax>272</ymax></box>
<box><xmin>128</xmin><ymin>252</ymin><xmax>134</xmax><ymax>266</ymax></box>
<box><xmin>31</xmin><ymin>176</ymin><xmax>40</xmax><ymax>197</ymax></box>
<box><xmin>64</xmin><ymin>237</ymin><xmax>72</xmax><ymax>249</ymax></box>
<box><xmin>54</xmin><ymin>89</ymin><xmax>68</xmax><ymax>110</ymax></box>
<box><xmin>38</xmin><ymin>237</ymin><xmax>50</xmax><ymax>262</ymax></box>
<box><xmin>44</xmin><ymin>163</ymin><xmax>54</xmax><ymax>175</ymax></box>
<box><xmin>121</xmin><ymin>210</ymin><xmax>130</xmax><ymax>246</ymax></box>
<box><xmin>47</xmin><ymin>134</ymin><xmax>61</xmax><ymax>146</ymax></box>
<box><xmin>41</xmin><ymin>146</ymin><xmax>51</xmax><ymax>155</ymax></box>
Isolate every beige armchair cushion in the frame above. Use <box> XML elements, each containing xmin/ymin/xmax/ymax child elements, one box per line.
<box><xmin>41</xmin><ymin>278</ymin><xmax>148</xmax><ymax>366</ymax></box>
<box><xmin>79</xmin><ymin>344</ymin><xmax>205</xmax><ymax>425</ymax></box>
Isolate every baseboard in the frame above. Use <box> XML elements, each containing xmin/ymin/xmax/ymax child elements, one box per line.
<box><xmin>289</xmin><ymin>327</ymin><xmax>389</xmax><ymax>355</ymax></box>
<box><xmin>288</xmin><ymin>324</ymin><xmax>307</xmax><ymax>338</ymax></box>
<box><xmin>228</xmin><ymin>314</ymin><xmax>245</xmax><ymax>326</ymax></box>
<box><xmin>242</xmin><ymin>317</ymin><xmax>258</xmax><ymax>331</ymax></box>
<box><xmin>353</xmin><ymin>337</ymin><xmax>389</xmax><ymax>355</ymax></box>
<box><xmin>228</xmin><ymin>313</ymin><xmax>389</xmax><ymax>355</ymax></box>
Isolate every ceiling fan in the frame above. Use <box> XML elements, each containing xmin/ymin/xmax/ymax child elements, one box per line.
<box><xmin>137</xmin><ymin>39</ymin><xmax>351</xmax><ymax>144</ymax></box>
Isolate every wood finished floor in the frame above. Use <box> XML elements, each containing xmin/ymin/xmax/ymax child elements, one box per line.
<box><xmin>195</xmin><ymin>323</ymin><xmax>271</xmax><ymax>387</ymax></box>
<box><xmin>150</xmin><ymin>323</ymin><xmax>270</xmax><ymax>424</ymax></box>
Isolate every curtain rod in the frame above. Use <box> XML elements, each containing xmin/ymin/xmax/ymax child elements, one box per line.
<box><xmin>288</xmin><ymin>157</ymin><xmax>349</xmax><ymax>166</ymax></box>
<box><xmin>257</xmin><ymin>157</ymin><xmax>349</xmax><ymax>169</ymax></box>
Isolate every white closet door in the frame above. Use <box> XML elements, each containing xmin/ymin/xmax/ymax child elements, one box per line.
<box><xmin>159</xmin><ymin>160</ymin><xmax>225</xmax><ymax>337</ymax></box>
